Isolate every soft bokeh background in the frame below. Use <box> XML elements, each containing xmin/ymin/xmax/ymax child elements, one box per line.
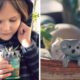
<box><xmin>32</xmin><ymin>0</ymin><xmax>40</xmax><ymax>34</ymax></box>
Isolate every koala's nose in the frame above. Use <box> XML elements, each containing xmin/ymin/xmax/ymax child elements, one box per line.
<box><xmin>72</xmin><ymin>49</ymin><xmax>75</xmax><ymax>54</ymax></box>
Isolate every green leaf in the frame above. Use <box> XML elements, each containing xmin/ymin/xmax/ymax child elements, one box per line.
<box><xmin>32</xmin><ymin>12</ymin><xmax>39</xmax><ymax>21</ymax></box>
<box><xmin>41</xmin><ymin>28</ymin><xmax>52</xmax><ymax>41</ymax></box>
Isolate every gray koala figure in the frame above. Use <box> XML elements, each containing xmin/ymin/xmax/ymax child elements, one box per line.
<box><xmin>0</xmin><ymin>45</ymin><xmax>20</xmax><ymax>62</ymax></box>
<box><xmin>60</xmin><ymin>39</ymin><xmax>80</xmax><ymax>67</ymax></box>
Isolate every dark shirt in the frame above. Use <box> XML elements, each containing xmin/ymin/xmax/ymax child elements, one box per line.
<box><xmin>0</xmin><ymin>31</ymin><xmax>39</xmax><ymax>80</ymax></box>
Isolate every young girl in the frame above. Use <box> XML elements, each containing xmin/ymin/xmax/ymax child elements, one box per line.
<box><xmin>0</xmin><ymin>0</ymin><xmax>39</xmax><ymax>80</ymax></box>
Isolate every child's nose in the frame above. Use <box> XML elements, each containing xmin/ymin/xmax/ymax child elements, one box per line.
<box><xmin>3</xmin><ymin>22</ymin><xmax>11</xmax><ymax>32</ymax></box>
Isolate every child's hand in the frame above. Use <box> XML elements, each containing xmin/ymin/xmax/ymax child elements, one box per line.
<box><xmin>0</xmin><ymin>59</ymin><xmax>14</xmax><ymax>79</ymax></box>
<box><xmin>18</xmin><ymin>22</ymin><xmax>32</xmax><ymax>48</ymax></box>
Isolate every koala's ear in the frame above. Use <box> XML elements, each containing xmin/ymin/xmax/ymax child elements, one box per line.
<box><xmin>60</xmin><ymin>40</ymin><xmax>69</xmax><ymax>49</ymax></box>
<box><xmin>78</xmin><ymin>40</ymin><xmax>80</xmax><ymax>44</ymax></box>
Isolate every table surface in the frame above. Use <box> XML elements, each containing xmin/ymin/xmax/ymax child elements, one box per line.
<box><xmin>41</xmin><ymin>59</ymin><xmax>80</xmax><ymax>80</ymax></box>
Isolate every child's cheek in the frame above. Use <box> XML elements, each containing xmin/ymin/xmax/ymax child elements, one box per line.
<box><xmin>13</xmin><ymin>20</ymin><xmax>21</xmax><ymax>32</ymax></box>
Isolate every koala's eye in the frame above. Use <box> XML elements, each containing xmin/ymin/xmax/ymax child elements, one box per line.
<box><xmin>76</xmin><ymin>46</ymin><xmax>79</xmax><ymax>49</ymax></box>
<box><xmin>68</xmin><ymin>45</ymin><xmax>71</xmax><ymax>48</ymax></box>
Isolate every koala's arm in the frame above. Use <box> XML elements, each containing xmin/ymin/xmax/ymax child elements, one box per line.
<box><xmin>62</xmin><ymin>56</ymin><xmax>70</xmax><ymax>67</ymax></box>
<box><xmin>77</xmin><ymin>58</ymin><xmax>80</xmax><ymax>66</ymax></box>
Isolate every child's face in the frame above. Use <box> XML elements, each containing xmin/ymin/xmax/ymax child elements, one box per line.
<box><xmin>0</xmin><ymin>1</ymin><xmax>21</xmax><ymax>40</ymax></box>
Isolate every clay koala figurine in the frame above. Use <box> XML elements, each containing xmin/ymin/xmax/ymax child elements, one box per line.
<box><xmin>51</xmin><ymin>24</ymin><xmax>80</xmax><ymax>65</ymax></box>
<box><xmin>60</xmin><ymin>39</ymin><xmax>80</xmax><ymax>67</ymax></box>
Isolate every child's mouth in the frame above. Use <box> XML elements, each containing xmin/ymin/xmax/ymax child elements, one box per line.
<box><xmin>0</xmin><ymin>32</ymin><xmax>11</xmax><ymax>34</ymax></box>
<box><xmin>0</xmin><ymin>33</ymin><xmax>11</xmax><ymax>36</ymax></box>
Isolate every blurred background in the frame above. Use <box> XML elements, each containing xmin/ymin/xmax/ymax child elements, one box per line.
<box><xmin>41</xmin><ymin>0</ymin><xmax>80</xmax><ymax>80</ymax></box>
<box><xmin>32</xmin><ymin>0</ymin><xmax>39</xmax><ymax>34</ymax></box>
<box><xmin>41</xmin><ymin>0</ymin><xmax>80</xmax><ymax>49</ymax></box>
<box><xmin>41</xmin><ymin>0</ymin><xmax>80</xmax><ymax>26</ymax></box>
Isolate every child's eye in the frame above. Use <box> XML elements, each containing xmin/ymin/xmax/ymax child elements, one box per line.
<box><xmin>76</xmin><ymin>46</ymin><xmax>79</xmax><ymax>49</ymax></box>
<box><xmin>0</xmin><ymin>20</ymin><xmax>3</xmax><ymax>24</ymax></box>
<box><xmin>9</xmin><ymin>19</ymin><xmax>17</xmax><ymax>22</ymax></box>
<box><xmin>68</xmin><ymin>45</ymin><xmax>71</xmax><ymax>48</ymax></box>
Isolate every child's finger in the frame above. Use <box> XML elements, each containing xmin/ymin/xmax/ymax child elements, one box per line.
<box><xmin>0</xmin><ymin>73</ymin><xmax>11</xmax><ymax>79</ymax></box>
<box><xmin>0</xmin><ymin>64</ymin><xmax>12</xmax><ymax>70</ymax></box>
<box><xmin>19</xmin><ymin>28</ymin><xmax>26</xmax><ymax>35</ymax></box>
<box><xmin>19</xmin><ymin>22</ymin><xmax>31</xmax><ymax>32</ymax></box>
<box><xmin>0</xmin><ymin>60</ymin><xmax>9</xmax><ymax>64</ymax></box>
<box><xmin>0</xmin><ymin>67</ymin><xmax>14</xmax><ymax>74</ymax></box>
<box><xmin>20</xmin><ymin>22</ymin><xmax>30</xmax><ymax>29</ymax></box>
<box><xmin>18</xmin><ymin>22</ymin><xmax>26</xmax><ymax>35</ymax></box>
